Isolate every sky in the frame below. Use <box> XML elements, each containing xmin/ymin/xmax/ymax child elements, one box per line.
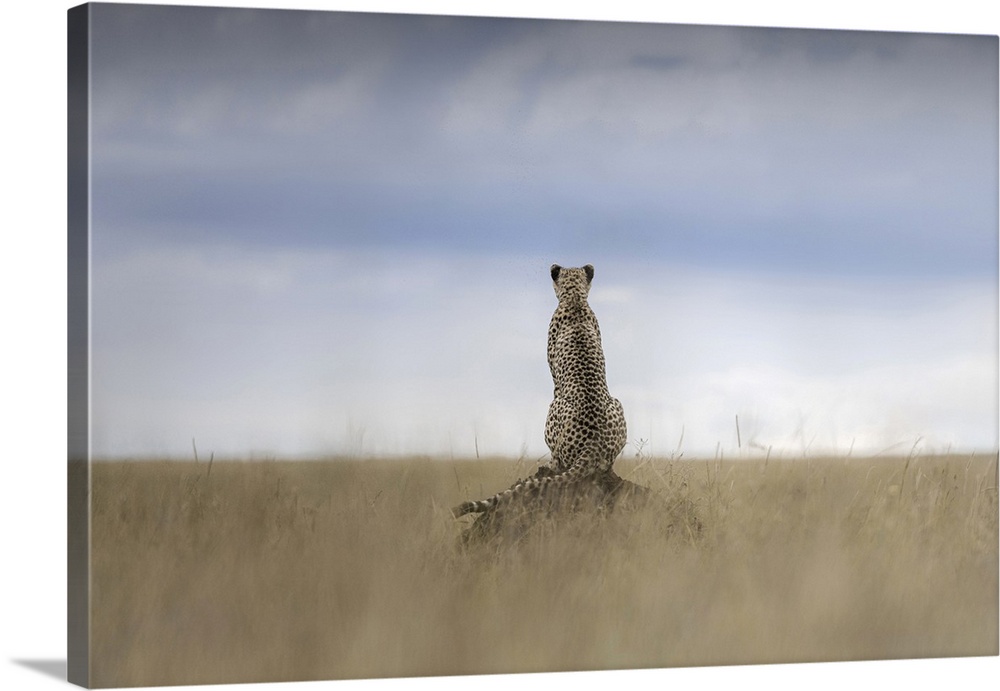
<box><xmin>86</xmin><ymin>3</ymin><xmax>999</xmax><ymax>459</ymax></box>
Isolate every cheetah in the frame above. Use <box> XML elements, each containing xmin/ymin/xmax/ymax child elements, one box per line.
<box><xmin>452</xmin><ymin>264</ymin><xmax>627</xmax><ymax>517</ymax></box>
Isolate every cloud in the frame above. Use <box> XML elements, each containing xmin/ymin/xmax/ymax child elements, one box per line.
<box><xmin>90</xmin><ymin>245</ymin><xmax>554</xmax><ymax>457</ymax></box>
<box><xmin>90</xmin><ymin>248</ymin><xmax>997</xmax><ymax>458</ymax></box>
<box><xmin>89</xmin><ymin>8</ymin><xmax>997</xmax><ymax>281</ymax></box>
<box><xmin>589</xmin><ymin>261</ymin><xmax>998</xmax><ymax>456</ymax></box>
<box><xmin>83</xmin><ymin>6</ymin><xmax>997</xmax><ymax>458</ymax></box>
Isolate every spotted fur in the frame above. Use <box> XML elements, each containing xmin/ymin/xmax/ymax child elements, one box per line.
<box><xmin>453</xmin><ymin>264</ymin><xmax>627</xmax><ymax>517</ymax></box>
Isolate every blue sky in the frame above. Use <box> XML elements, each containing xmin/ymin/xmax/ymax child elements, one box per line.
<box><xmin>87</xmin><ymin>4</ymin><xmax>998</xmax><ymax>458</ymax></box>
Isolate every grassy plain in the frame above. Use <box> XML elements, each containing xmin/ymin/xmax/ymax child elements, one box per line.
<box><xmin>90</xmin><ymin>453</ymin><xmax>998</xmax><ymax>687</ymax></box>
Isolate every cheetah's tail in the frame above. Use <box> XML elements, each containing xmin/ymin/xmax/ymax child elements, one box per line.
<box><xmin>452</xmin><ymin>499</ymin><xmax>492</xmax><ymax>518</ymax></box>
<box><xmin>450</xmin><ymin>459</ymin><xmax>592</xmax><ymax>518</ymax></box>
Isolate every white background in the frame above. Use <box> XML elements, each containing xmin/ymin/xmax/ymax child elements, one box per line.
<box><xmin>1</xmin><ymin>1</ymin><xmax>997</xmax><ymax>691</ymax></box>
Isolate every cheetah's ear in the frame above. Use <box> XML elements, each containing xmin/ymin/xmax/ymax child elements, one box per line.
<box><xmin>583</xmin><ymin>264</ymin><xmax>594</xmax><ymax>283</ymax></box>
<box><xmin>550</xmin><ymin>264</ymin><xmax>562</xmax><ymax>281</ymax></box>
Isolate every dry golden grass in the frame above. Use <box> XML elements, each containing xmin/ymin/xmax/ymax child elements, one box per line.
<box><xmin>90</xmin><ymin>453</ymin><xmax>998</xmax><ymax>688</ymax></box>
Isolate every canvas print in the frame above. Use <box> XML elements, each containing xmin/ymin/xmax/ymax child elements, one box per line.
<box><xmin>68</xmin><ymin>2</ymin><xmax>999</xmax><ymax>688</ymax></box>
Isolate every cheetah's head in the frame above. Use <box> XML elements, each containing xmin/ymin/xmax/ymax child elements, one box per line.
<box><xmin>550</xmin><ymin>264</ymin><xmax>594</xmax><ymax>303</ymax></box>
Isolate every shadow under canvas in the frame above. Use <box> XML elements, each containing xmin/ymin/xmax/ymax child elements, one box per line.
<box><xmin>13</xmin><ymin>659</ymin><xmax>68</xmax><ymax>682</ymax></box>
